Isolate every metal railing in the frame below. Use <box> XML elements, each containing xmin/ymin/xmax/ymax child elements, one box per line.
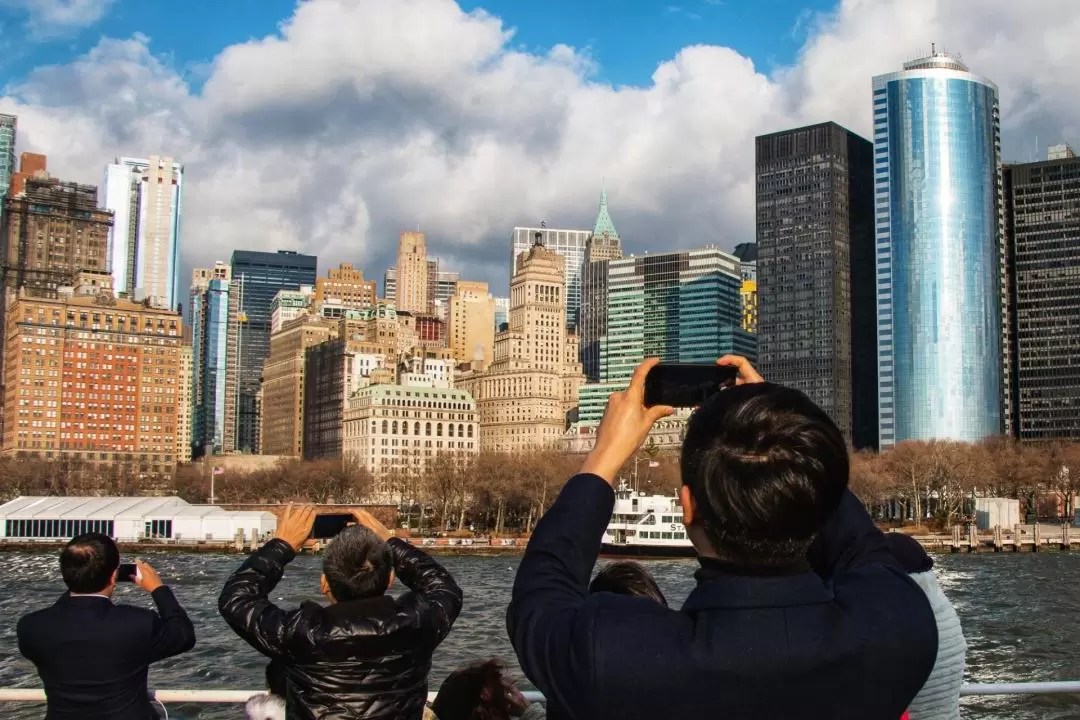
<box><xmin>1</xmin><ymin>682</ymin><xmax>1079</xmax><ymax>705</ymax></box>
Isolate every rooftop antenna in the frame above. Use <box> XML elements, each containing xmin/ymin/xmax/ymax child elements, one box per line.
<box><xmin>931</xmin><ymin>42</ymin><xmax>936</xmax><ymax>55</ymax></box>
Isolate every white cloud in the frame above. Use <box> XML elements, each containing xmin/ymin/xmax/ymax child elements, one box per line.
<box><xmin>1</xmin><ymin>0</ymin><xmax>1079</xmax><ymax>297</ymax></box>
<box><xmin>1</xmin><ymin>0</ymin><xmax>116</xmax><ymax>37</ymax></box>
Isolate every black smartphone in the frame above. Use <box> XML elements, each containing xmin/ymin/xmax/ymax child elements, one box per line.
<box><xmin>311</xmin><ymin>514</ymin><xmax>353</xmax><ymax>540</ymax></box>
<box><xmin>644</xmin><ymin>363</ymin><xmax>738</xmax><ymax>408</ymax></box>
<box><xmin>116</xmin><ymin>563</ymin><xmax>137</xmax><ymax>583</ymax></box>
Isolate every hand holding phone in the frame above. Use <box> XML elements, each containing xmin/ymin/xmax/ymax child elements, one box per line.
<box><xmin>116</xmin><ymin>563</ymin><xmax>137</xmax><ymax>583</ymax></box>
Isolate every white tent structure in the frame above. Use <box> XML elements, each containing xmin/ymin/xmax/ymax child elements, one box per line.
<box><xmin>0</xmin><ymin>496</ymin><xmax>276</xmax><ymax>543</ymax></box>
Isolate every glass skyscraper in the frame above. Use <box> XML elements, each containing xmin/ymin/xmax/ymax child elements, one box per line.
<box><xmin>511</xmin><ymin>226</ymin><xmax>590</xmax><ymax>332</ymax></box>
<box><xmin>0</xmin><ymin>114</ymin><xmax>15</xmax><ymax>202</ymax></box>
<box><xmin>230</xmin><ymin>249</ymin><xmax>318</xmax><ymax>453</ymax></box>
<box><xmin>874</xmin><ymin>51</ymin><xmax>1003</xmax><ymax>447</ymax></box>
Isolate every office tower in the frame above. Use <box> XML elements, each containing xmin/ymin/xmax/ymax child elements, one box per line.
<box><xmin>190</xmin><ymin>263</ymin><xmax>237</xmax><ymax>455</ymax></box>
<box><xmin>270</xmin><ymin>286</ymin><xmax>314</xmax><ymax>334</ymax></box>
<box><xmin>260</xmin><ymin>315</ymin><xmax>333</xmax><ymax>457</ymax></box>
<box><xmin>176</xmin><ymin>335</ymin><xmax>194</xmax><ymax>463</ymax></box>
<box><xmin>2</xmin><ymin>278</ymin><xmax>182</xmax><ymax>474</ymax></box>
<box><xmin>7</xmin><ymin>152</ymin><xmax>46</xmax><ymax>197</ymax></box>
<box><xmin>428</xmin><ymin>261</ymin><xmax>458</xmax><ymax>305</ymax></box>
<box><xmin>493</xmin><ymin>296</ymin><xmax>509</xmax><ymax>332</ymax></box>
<box><xmin>458</xmin><ymin>237</ymin><xmax>585</xmax><ymax>451</ymax></box>
<box><xmin>578</xmin><ymin>246</ymin><xmax>754</xmax><ymax>423</ymax></box>
<box><xmin>0</xmin><ymin>171</ymin><xmax>113</xmax><ymax>341</ymax></box>
<box><xmin>382</xmin><ymin>268</ymin><xmax>397</xmax><ymax>302</ymax></box>
<box><xmin>874</xmin><ymin>50</ymin><xmax>1002</xmax><ymax>447</ymax></box>
<box><xmin>448</xmin><ymin>280</ymin><xmax>495</xmax><ymax>365</ymax></box>
<box><xmin>511</xmin><ymin>223</ymin><xmax>592</xmax><ymax>332</ymax></box>
<box><xmin>1004</xmin><ymin>147</ymin><xmax>1080</xmax><ymax>440</ymax></box>
<box><xmin>0</xmin><ymin>114</ymin><xmax>14</xmax><ymax>199</ymax></box>
<box><xmin>102</xmin><ymin>156</ymin><xmax>184</xmax><ymax>309</ymax></box>
<box><xmin>732</xmin><ymin>242</ymin><xmax>758</xmax><ymax>335</ymax></box>
<box><xmin>580</xmin><ymin>196</ymin><xmax>624</xmax><ymax>382</ymax></box>
<box><xmin>316</xmin><ymin>263</ymin><xmax>376</xmax><ymax>312</ymax></box>
<box><xmin>301</xmin><ymin>338</ymin><xmax>352</xmax><ymax>462</ymax></box>
<box><xmin>756</xmin><ymin>123</ymin><xmax>876</xmax><ymax>448</ymax></box>
<box><xmin>229</xmin><ymin>249</ymin><xmax>318</xmax><ymax>453</ymax></box>
<box><xmin>395</xmin><ymin>232</ymin><xmax>428</xmax><ymax>314</ymax></box>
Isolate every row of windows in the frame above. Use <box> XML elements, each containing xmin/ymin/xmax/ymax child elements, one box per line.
<box><xmin>6</xmin><ymin>518</ymin><xmax>115</xmax><ymax>538</ymax></box>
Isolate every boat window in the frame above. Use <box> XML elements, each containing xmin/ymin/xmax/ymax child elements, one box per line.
<box><xmin>641</xmin><ymin>514</ymin><xmax>656</xmax><ymax>525</ymax></box>
<box><xmin>662</xmin><ymin>532</ymin><xmax>673</xmax><ymax>540</ymax></box>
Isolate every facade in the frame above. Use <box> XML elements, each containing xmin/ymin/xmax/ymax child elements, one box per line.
<box><xmin>2</xmin><ymin>291</ymin><xmax>182</xmax><ymax>474</ymax></box>
<box><xmin>493</xmin><ymin>296</ymin><xmax>509</xmax><ymax>332</ymax></box>
<box><xmin>755</xmin><ymin>123</ymin><xmax>877</xmax><ymax>448</ymax></box>
<box><xmin>395</xmin><ymin>232</ymin><xmax>429</xmax><ymax>314</ymax></box>
<box><xmin>1004</xmin><ymin>149</ymin><xmax>1080</xmax><ymax>440</ymax></box>
<box><xmin>578</xmin><ymin>246</ymin><xmax>755</xmax><ymax>423</ymax></box>
<box><xmin>732</xmin><ymin>242</ymin><xmax>758</xmax><ymax>335</ymax></box>
<box><xmin>382</xmin><ymin>267</ymin><xmax>397</xmax><ymax>303</ymax></box>
<box><xmin>511</xmin><ymin>225</ymin><xmax>591</xmax><ymax>332</ymax></box>
<box><xmin>259</xmin><ymin>315</ymin><xmax>333</xmax><ymax>457</ymax></box>
<box><xmin>315</xmin><ymin>263</ymin><xmax>376</xmax><ymax>311</ymax></box>
<box><xmin>176</xmin><ymin>338</ymin><xmax>193</xmax><ymax>463</ymax></box>
<box><xmin>229</xmin><ymin>249</ymin><xmax>318</xmax><ymax>453</ymax></box>
<box><xmin>7</xmin><ymin>152</ymin><xmax>47</xmax><ymax>198</ymax></box>
<box><xmin>874</xmin><ymin>51</ymin><xmax>1003</xmax><ymax>447</ymax></box>
<box><xmin>102</xmin><ymin>156</ymin><xmax>184</xmax><ymax>309</ymax></box>
<box><xmin>342</xmin><ymin>384</ymin><xmax>478</xmax><ymax>488</ymax></box>
<box><xmin>430</xmin><ymin>264</ymin><xmax>459</xmax><ymax>306</ymax></box>
<box><xmin>457</xmin><ymin>241</ymin><xmax>584</xmax><ymax>452</ymax></box>
<box><xmin>580</xmin><ymin>195</ymin><xmax>624</xmax><ymax>382</ymax></box>
<box><xmin>302</xmin><ymin>339</ymin><xmax>349</xmax><ymax>461</ymax></box>
<box><xmin>448</xmin><ymin>280</ymin><xmax>495</xmax><ymax>365</ymax></box>
<box><xmin>269</xmin><ymin>286</ymin><xmax>314</xmax><ymax>333</ymax></box>
<box><xmin>190</xmin><ymin>264</ymin><xmax>237</xmax><ymax>455</ymax></box>
<box><xmin>0</xmin><ymin>114</ymin><xmax>14</xmax><ymax>202</ymax></box>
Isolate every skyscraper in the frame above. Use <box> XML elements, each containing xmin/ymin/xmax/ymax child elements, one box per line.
<box><xmin>395</xmin><ymin>232</ymin><xmax>428</xmax><ymax>314</ymax></box>
<box><xmin>315</xmin><ymin>263</ymin><xmax>376</xmax><ymax>311</ymax></box>
<box><xmin>1004</xmin><ymin>147</ymin><xmax>1080</xmax><ymax>440</ymax></box>
<box><xmin>756</xmin><ymin>123</ymin><xmax>877</xmax><ymax>448</ymax></box>
<box><xmin>874</xmin><ymin>50</ymin><xmax>1003</xmax><ymax>447</ymax></box>
<box><xmin>578</xmin><ymin>246</ymin><xmax>755</xmax><ymax>423</ymax></box>
<box><xmin>102</xmin><ymin>156</ymin><xmax>184</xmax><ymax>309</ymax></box>
<box><xmin>511</xmin><ymin>224</ymin><xmax>591</xmax><ymax>332</ymax></box>
<box><xmin>230</xmin><ymin>249</ymin><xmax>318</xmax><ymax>453</ymax></box>
<box><xmin>190</xmin><ymin>263</ymin><xmax>237</xmax><ymax>455</ymax></box>
<box><xmin>493</xmin><ymin>296</ymin><xmax>509</xmax><ymax>332</ymax></box>
<box><xmin>448</xmin><ymin>280</ymin><xmax>495</xmax><ymax>365</ymax></box>
<box><xmin>580</xmin><ymin>194</ymin><xmax>623</xmax><ymax>382</ymax></box>
<box><xmin>0</xmin><ymin>114</ymin><xmax>15</xmax><ymax>200</ymax></box>
<box><xmin>732</xmin><ymin>242</ymin><xmax>758</xmax><ymax>335</ymax></box>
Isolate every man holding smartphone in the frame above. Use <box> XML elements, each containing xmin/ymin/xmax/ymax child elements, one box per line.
<box><xmin>219</xmin><ymin>505</ymin><xmax>463</xmax><ymax>720</ymax></box>
<box><xmin>17</xmin><ymin>533</ymin><xmax>196</xmax><ymax>720</ymax></box>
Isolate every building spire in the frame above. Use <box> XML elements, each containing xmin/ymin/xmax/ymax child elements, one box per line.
<box><xmin>592</xmin><ymin>186</ymin><xmax>619</xmax><ymax>240</ymax></box>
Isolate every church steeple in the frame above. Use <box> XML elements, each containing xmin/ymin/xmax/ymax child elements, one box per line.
<box><xmin>592</xmin><ymin>187</ymin><xmax>619</xmax><ymax>240</ymax></box>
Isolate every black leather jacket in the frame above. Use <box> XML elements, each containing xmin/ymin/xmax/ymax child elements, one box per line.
<box><xmin>219</xmin><ymin>537</ymin><xmax>463</xmax><ymax>720</ymax></box>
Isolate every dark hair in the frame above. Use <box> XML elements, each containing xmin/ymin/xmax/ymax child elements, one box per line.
<box><xmin>680</xmin><ymin>382</ymin><xmax>848</xmax><ymax>568</ymax></box>
<box><xmin>60</xmin><ymin>533</ymin><xmax>120</xmax><ymax>594</ymax></box>
<box><xmin>589</xmin><ymin>561</ymin><xmax>667</xmax><ymax>606</ymax></box>
<box><xmin>322</xmin><ymin>525</ymin><xmax>392</xmax><ymax>601</ymax></box>
<box><xmin>431</xmin><ymin>659</ymin><xmax>514</xmax><ymax>720</ymax></box>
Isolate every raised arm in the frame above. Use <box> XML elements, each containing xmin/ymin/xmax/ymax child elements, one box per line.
<box><xmin>218</xmin><ymin>504</ymin><xmax>315</xmax><ymax>657</ymax></box>
<box><xmin>130</xmin><ymin>559</ymin><xmax>196</xmax><ymax>662</ymax></box>
<box><xmin>387</xmin><ymin>538</ymin><xmax>463</xmax><ymax>644</ymax></box>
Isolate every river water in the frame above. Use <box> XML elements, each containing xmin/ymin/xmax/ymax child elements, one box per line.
<box><xmin>0</xmin><ymin>551</ymin><xmax>1077</xmax><ymax>719</ymax></box>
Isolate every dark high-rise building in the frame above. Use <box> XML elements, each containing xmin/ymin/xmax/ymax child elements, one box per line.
<box><xmin>230</xmin><ymin>249</ymin><xmax>317</xmax><ymax>453</ymax></box>
<box><xmin>756</xmin><ymin>121</ymin><xmax>877</xmax><ymax>449</ymax></box>
<box><xmin>579</xmin><ymin>201</ymin><xmax>622</xmax><ymax>382</ymax></box>
<box><xmin>303</xmin><ymin>339</ymin><xmax>347</xmax><ymax>461</ymax></box>
<box><xmin>1004</xmin><ymin>148</ymin><xmax>1080</xmax><ymax>440</ymax></box>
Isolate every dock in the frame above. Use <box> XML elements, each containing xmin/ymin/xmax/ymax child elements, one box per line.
<box><xmin>908</xmin><ymin>523</ymin><xmax>1080</xmax><ymax>553</ymax></box>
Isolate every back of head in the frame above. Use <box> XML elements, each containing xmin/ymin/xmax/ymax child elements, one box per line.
<box><xmin>589</xmin><ymin>562</ymin><xmax>668</xmax><ymax>606</ymax></box>
<box><xmin>322</xmin><ymin>525</ymin><xmax>392</xmax><ymax>602</ymax></box>
<box><xmin>431</xmin><ymin>659</ymin><xmax>512</xmax><ymax>720</ymax></box>
<box><xmin>245</xmin><ymin>693</ymin><xmax>286</xmax><ymax>720</ymax></box>
<box><xmin>680</xmin><ymin>382</ymin><xmax>848</xmax><ymax>568</ymax></box>
<box><xmin>60</xmin><ymin>532</ymin><xmax>119</xmax><ymax>594</ymax></box>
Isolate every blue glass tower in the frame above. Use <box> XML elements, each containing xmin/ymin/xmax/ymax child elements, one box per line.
<box><xmin>874</xmin><ymin>51</ymin><xmax>1003</xmax><ymax>447</ymax></box>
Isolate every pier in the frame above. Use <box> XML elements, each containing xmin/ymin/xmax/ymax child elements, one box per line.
<box><xmin>906</xmin><ymin>523</ymin><xmax>1080</xmax><ymax>553</ymax></box>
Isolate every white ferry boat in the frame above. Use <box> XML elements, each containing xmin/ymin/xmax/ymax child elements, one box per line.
<box><xmin>600</xmin><ymin>481</ymin><xmax>695</xmax><ymax>558</ymax></box>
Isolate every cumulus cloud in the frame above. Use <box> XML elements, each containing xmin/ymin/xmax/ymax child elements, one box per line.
<box><xmin>1</xmin><ymin>0</ymin><xmax>116</xmax><ymax>37</ymax></box>
<box><xmin>1</xmin><ymin>0</ymin><xmax>1078</xmax><ymax>298</ymax></box>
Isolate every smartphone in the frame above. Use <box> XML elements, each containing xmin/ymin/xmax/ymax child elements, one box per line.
<box><xmin>644</xmin><ymin>363</ymin><xmax>738</xmax><ymax>408</ymax></box>
<box><xmin>116</xmin><ymin>563</ymin><xmax>137</xmax><ymax>583</ymax></box>
<box><xmin>311</xmin><ymin>514</ymin><xmax>353</xmax><ymax>540</ymax></box>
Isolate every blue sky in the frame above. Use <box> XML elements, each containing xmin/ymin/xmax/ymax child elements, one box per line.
<box><xmin>0</xmin><ymin>0</ymin><xmax>833</xmax><ymax>89</ymax></box>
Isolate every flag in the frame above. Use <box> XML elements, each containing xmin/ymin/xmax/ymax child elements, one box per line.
<box><xmin>648</xmin><ymin>461</ymin><xmax>660</xmax><ymax>468</ymax></box>
<box><xmin>212</xmin><ymin>467</ymin><xmax>224</xmax><ymax>476</ymax></box>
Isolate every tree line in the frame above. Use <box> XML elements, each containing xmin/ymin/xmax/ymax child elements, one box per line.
<box><xmin>0</xmin><ymin>438</ymin><xmax>1077</xmax><ymax>534</ymax></box>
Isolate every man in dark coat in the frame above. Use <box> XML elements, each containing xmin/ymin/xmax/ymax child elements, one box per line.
<box><xmin>219</xmin><ymin>506</ymin><xmax>463</xmax><ymax>720</ymax></box>
<box><xmin>507</xmin><ymin>356</ymin><xmax>938</xmax><ymax>720</ymax></box>
<box><xmin>18</xmin><ymin>533</ymin><xmax>196</xmax><ymax>720</ymax></box>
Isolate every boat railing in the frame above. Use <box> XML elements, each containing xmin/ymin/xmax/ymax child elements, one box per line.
<box><xmin>1</xmin><ymin>682</ymin><xmax>1079</xmax><ymax>706</ymax></box>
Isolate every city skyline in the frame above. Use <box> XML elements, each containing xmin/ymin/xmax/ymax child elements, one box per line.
<box><xmin>0</xmin><ymin>2</ymin><xmax>1076</xmax><ymax>298</ymax></box>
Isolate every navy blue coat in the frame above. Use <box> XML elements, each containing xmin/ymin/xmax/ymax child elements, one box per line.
<box><xmin>507</xmin><ymin>474</ymin><xmax>938</xmax><ymax>720</ymax></box>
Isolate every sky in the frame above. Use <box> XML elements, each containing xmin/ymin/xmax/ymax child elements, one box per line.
<box><xmin>0</xmin><ymin>0</ymin><xmax>1078</xmax><ymax>300</ymax></box>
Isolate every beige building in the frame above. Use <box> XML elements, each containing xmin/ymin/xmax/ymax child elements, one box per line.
<box><xmin>270</xmin><ymin>286</ymin><xmax>314</xmax><ymax>334</ymax></box>
<box><xmin>176</xmin><ymin>338</ymin><xmax>193</xmax><ymax>463</ymax></box>
<box><xmin>457</xmin><ymin>241</ymin><xmax>584</xmax><ymax>452</ymax></box>
<box><xmin>259</xmin><ymin>315</ymin><xmax>333</xmax><ymax>457</ymax></box>
<box><xmin>316</xmin><ymin>263</ymin><xmax>376</xmax><ymax>311</ymax></box>
<box><xmin>342</xmin><ymin>383</ymin><xmax>478</xmax><ymax>497</ymax></box>
<box><xmin>448</xmin><ymin>281</ymin><xmax>495</xmax><ymax>366</ymax></box>
<box><xmin>395</xmin><ymin>232</ymin><xmax>429</xmax><ymax>314</ymax></box>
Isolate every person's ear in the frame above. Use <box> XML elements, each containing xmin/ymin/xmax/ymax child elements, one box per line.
<box><xmin>679</xmin><ymin>486</ymin><xmax>696</xmax><ymax>526</ymax></box>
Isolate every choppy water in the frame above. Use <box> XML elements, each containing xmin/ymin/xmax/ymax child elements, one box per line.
<box><xmin>1</xmin><ymin>551</ymin><xmax>1078</xmax><ymax>719</ymax></box>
